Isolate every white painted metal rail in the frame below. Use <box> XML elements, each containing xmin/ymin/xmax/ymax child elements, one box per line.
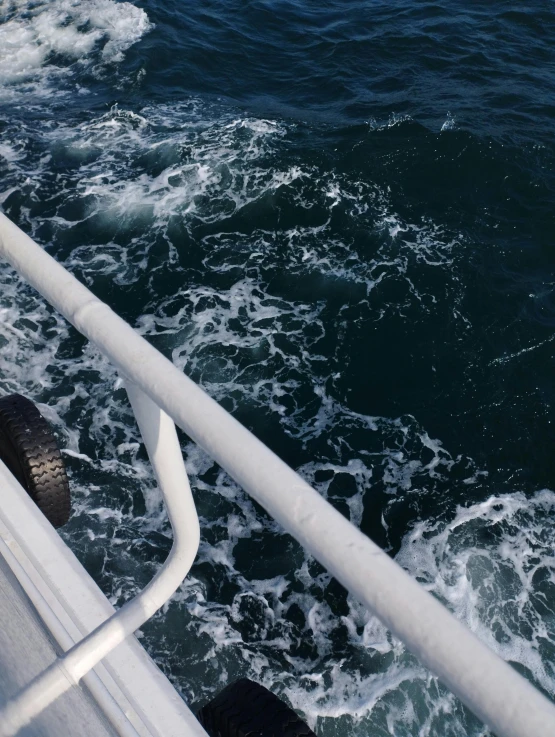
<box><xmin>0</xmin><ymin>210</ymin><xmax>554</xmax><ymax>737</ymax></box>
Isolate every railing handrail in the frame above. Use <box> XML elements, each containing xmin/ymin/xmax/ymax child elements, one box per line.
<box><xmin>1</xmin><ymin>211</ymin><xmax>554</xmax><ymax>737</ymax></box>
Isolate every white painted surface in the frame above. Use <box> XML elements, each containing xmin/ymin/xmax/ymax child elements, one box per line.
<box><xmin>1</xmin><ymin>211</ymin><xmax>555</xmax><ymax>736</ymax></box>
<box><xmin>0</xmin><ymin>553</ymin><xmax>116</xmax><ymax>737</ymax></box>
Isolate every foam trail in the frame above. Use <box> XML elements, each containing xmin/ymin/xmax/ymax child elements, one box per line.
<box><xmin>0</xmin><ymin>0</ymin><xmax>152</xmax><ymax>94</ymax></box>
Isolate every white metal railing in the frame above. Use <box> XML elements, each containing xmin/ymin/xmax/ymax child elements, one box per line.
<box><xmin>0</xmin><ymin>210</ymin><xmax>555</xmax><ymax>737</ymax></box>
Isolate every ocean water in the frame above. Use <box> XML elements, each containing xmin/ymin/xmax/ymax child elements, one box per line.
<box><xmin>1</xmin><ymin>0</ymin><xmax>555</xmax><ymax>734</ymax></box>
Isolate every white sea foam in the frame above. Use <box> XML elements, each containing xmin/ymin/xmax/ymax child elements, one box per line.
<box><xmin>441</xmin><ymin>112</ymin><xmax>457</xmax><ymax>132</ymax></box>
<box><xmin>43</xmin><ymin>104</ymin><xmax>299</xmax><ymax>228</ymax></box>
<box><xmin>397</xmin><ymin>491</ymin><xmax>555</xmax><ymax>696</ymax></box>
<box><xmin>0</xmin><ymin>0</ymin><xmax>152</xmax><ymax>95</ymax></box>
<box><xmin>252</xmin><ymin>491</ymin><xmax>555</xmax><ymax>735</ymax></box>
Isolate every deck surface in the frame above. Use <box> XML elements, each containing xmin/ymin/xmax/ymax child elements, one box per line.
<box><xmin>0</xmin><ymin>553</ymin><xmax>117</xmax><ymax>737</ymax></box>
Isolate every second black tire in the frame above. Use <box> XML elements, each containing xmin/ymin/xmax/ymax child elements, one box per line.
<box><xmin>197</xmin><ymin>678</ymin><xmax>317</xmax><ymax>737</ymax></box>
<box><xmin>0</xmin><ymin>393</ymin><xmax>71</xmax><ymax>528</ymax></box>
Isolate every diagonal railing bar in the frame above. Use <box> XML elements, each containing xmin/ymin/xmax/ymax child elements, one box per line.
<box><xmin>0</xmin><ymin>211</ymin><xmax>555</xmax><ymax>737</ymax></box>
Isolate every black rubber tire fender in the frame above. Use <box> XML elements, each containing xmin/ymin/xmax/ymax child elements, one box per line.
<box><xmin>0</xmin><ymin>394</ymin><xmax>71</xmax><ymax>528</ymax></box>
<box><xmin>197</xmin><ymin>678</ymin><xmax>317</xmax><ymax>737</ymax></box>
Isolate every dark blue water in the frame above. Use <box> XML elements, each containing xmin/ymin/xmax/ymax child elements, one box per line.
<box><xmin>1</xmin><ymin>1</ymin><xmax>555</xmax><ymax>734</ymax></box>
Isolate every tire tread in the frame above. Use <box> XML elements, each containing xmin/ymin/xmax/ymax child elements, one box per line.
<box><xmin>0</xmin><ymin>394</ymin><xmax>70</xmax><ymax>528</ymax></box>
